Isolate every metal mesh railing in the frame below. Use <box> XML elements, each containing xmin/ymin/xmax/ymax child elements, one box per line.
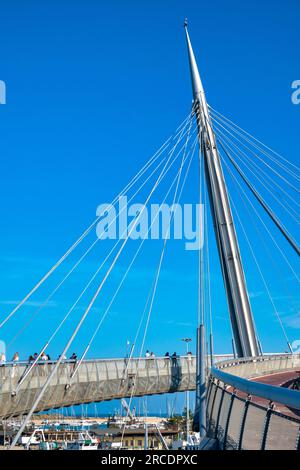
<box><xmin>0</xmin><ymin>356</ymin><xmax>197</xmax><ymax>418</ymax></box>
<box><xmin>206</xmin><ymin>378</ymin><xmax>300</xmax><ymax>450</ymax></box>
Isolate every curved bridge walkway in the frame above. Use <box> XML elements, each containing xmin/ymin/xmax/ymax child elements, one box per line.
<box><xmin>207</xmin><ymin>354</ymin><xmax>300</xmax><ymax>450</ymax></box>
<box><xmin>0</xmin><ymin>356</ymin><xmax>196</xmax><ymax>419</ymax></box>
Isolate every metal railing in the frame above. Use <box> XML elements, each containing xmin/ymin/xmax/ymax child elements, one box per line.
<box><xmin>207</xmin><ymin>355</ymin><xmax>300</xmax><ymax>450</ymax></box>
<box><xmin>0</xmin><ymin>356</ymin><xmax>197</xmax><ymax>418</ymax></box>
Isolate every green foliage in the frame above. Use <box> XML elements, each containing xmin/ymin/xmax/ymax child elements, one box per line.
<box><xmin>166</xmin><ymin>408</ymin><xmax>193</xmax><ymax>430</ymax></box>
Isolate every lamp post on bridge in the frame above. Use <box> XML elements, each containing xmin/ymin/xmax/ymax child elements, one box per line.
<box><xmin>181</xmin><ymin>337</ymin><xmax>192</xmax><ymax>444</ymax></box>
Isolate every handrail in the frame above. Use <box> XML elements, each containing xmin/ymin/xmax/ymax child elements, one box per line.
<box><xmin>0</xmin><ymin>352</ymin><xmax>288</xmax><ymax>368</ymax></box>
<box><xmin>211</xmin><ymin>358</ymin><xmax>300</xmax><ymax>411</ymax></box>
<box><xmin>0</xmin><ymin>355</ymin><xmax>196</xmax><ymax>368</ymax></box>
<box><xmin>215</xmin><ymin>353</ymin><xmax>292</xmax><ymax>368</ymax></box>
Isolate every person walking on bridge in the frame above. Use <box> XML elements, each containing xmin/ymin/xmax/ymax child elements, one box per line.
<box><xmin>41</xmin><ymin>351</ymin><xmax>48</xmax><ymax>361</ymax></box>
<box><xmin>164</xmin><ymin>352</ymin><xmax>170</xmax><ymax>367</ymax></box>
<box><xmin>171</xmin><ymin>352</ymin><xmax>178</xmax><ymax>367</ymax></box>
<box><xmin>70</xmin><ymin>353</ymin><xmax>77</xmax><ymax>361</ymax></box>
<box><xmin>12</xmin><ymin>352</ymin><xmax>19</xmax><ymax>362</ymax></box>
<box><xmin>0</xmin><ymin>352</ymin><xmax>6</xmax><ymax>365</ymax></box>
<box><xmin>149</xmin><ymin>351</ymin><xmax>155</xmax><ymax>368</ymax></box>
<box><xmin>11</xmin><ymin>352</ymin><xmax>19</xmax><ymax>378</ymax></box>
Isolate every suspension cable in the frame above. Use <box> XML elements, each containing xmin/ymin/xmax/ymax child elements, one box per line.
<box><xmin>220</xmin><ymin>149</ymin><xmax>300</xmax><ymax>317</ymax></box>
<box><xmin>215</xmin><ymin>128</ymin><xmax>300</xmax><ymax>219</ymax></box>
<box><xmin>204</xmin><ymin>183</ymin><xmax>213</xmax><ymax>339</ymax></box>
<box><xmin>120</xmin><ymin>127</ymin><xmax>196</xmax><ymax>446</ymax></box>
<box><xmin>13</xmin><ymin>125</ymin><xmax>197</xmax><ymax>394</ymax></box>
<box><xmin>218</xmin><ymin>138</ymin><xmax>300</xmax><ymax>256</ymax></box>
<box><xmin>208</xmin><ymin>105</ymin><xmax>300</xmax><ymax>173</ymax></box>
<box><xmin>0</xmin><ymin>113</ymin><xmax>192</xmax><ymax>330</ymax></box>
<box><xmin>210</xmin><ymin>116</ymin><xmax>300</xmax><ymax>194</ymax></box>
<box><xmin>222</xmin><ymin>157</ymin><xmax>292</xmax><ymax>351</ymax></box>
<box><xmin>68</xmin><ymin>137</ymin><xmax>198</xmax><ymax>385</ymax></box>
<box><xmin>10</xmin><ymin>115</ymin><xmax>196</xmax><ymax>446</ymax></box>
<box><xmin>8</xmin><ymin>123</ymin><xmax>196</xmax><ymax>346</ymax></box>
<box><xmin>217</xmin><ymin>140</ymin><xmax>299</xmax><ymax>282</ymax></box>
<box><xmin>210</xmin><ymin>111</ymin><xmax>300</xmax><ymax>182</ymax></box>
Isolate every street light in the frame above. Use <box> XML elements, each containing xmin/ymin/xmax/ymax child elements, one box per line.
<box><xmin>181</xmin><ymin>338</ymin><xmax>192</xmax><ymax>443</ymax></box>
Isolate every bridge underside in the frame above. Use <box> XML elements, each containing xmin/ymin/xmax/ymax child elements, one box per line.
<box><xmin>0</xmin><ymin>357</ymin><xmax>196</xmax><ymax>418</ymax></box>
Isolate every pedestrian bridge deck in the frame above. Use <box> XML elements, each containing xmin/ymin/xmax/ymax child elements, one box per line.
<box><xmin>1</xmin><ymin>354</ymin><xmax>298</xmax><ymax>421</ymax></box>
<box><xmin>0</xmin><ymin>356</ymin><xmax>196</xmax><ymax>418</ymax></box>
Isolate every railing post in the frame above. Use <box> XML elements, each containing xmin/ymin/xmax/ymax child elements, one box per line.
<box><xmin>197</xmin><ymin>324</ymin><xmax>206</xmax><ymax>438</ymax></box>
<box><xmin>296</xmin><ymin>425</ymin><xmax>300</xmax><ymax>451</ymax></box>
<box><xmin>238</xmin><ymin>394</ymin><xmax>251</xmax><ymax>450</ymax></box>
<box><xmin>207</xmin><ymin>380</ymin><xmax>218</xmax><ymax>436</ymax></box>
<box><xmin>186</xmin><ymin>355</ymin><xmax>191</xmax><ymax>390</ymax></box>
<box><xmin>155</xmin><ymin>358</ymin><xmax>160</xmax><ymax>392</ymax></box>
<box><xmin>260</xmin><ymin>401</ymin><xmax>274</xmax><ymax>450</ymax></box>
<box><xmin>206</xmin><ymin>376</ymin><xmax>214</xmax><ymax>412</ymax></box>
<box><xmin>209</xmin><ymin>333</ymin><xmax>214</xmax><ymax>368</ymax></box>
<box><xmin>214</xmin><ymin>384</ymin><xmax>225</xmax><ymax>439</ymax></box>
<box><xmin>222</xmin><ymin>389</ymin><xmax>236</xmax><ymax>450</ymax></box>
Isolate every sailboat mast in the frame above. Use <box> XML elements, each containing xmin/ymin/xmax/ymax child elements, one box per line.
<box><xmin>184</xmin><ymin>22</ymin><xmax>259</xmax><ymax>358</ymax></box>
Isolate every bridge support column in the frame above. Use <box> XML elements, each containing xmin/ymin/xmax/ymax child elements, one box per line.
<box><xmin>196</xmin><ymin>324</ymin><xmax>206</xmax><ymax>438</ymax></box>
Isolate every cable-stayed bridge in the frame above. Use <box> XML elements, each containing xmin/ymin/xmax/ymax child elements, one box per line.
<box><xmin>0</xmin><ymin>22</ymin><xmax>299</xmax><ymax>450</ymax></box>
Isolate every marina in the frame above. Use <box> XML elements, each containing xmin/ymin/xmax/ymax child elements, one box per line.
<box><xmin>0</xmin><ymin>413</ymin><xmax>195</xmax><ymax>450</ymax></box>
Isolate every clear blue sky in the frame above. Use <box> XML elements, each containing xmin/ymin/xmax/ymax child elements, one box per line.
<box><xmin>0</xmin><ymin>1</ymin><xmax>299</xmax><ymax>415</ymax></box>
